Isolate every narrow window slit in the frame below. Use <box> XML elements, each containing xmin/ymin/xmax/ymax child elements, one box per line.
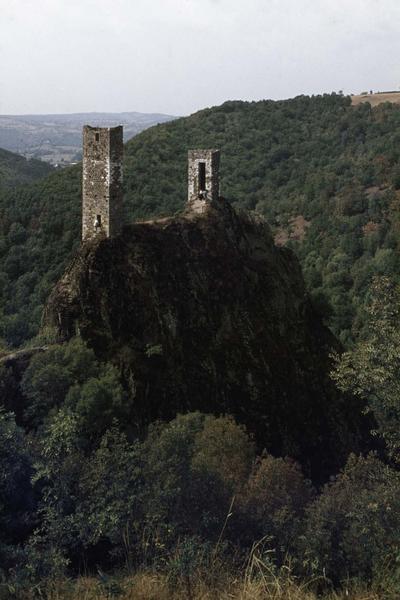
<box><xmin>198</xmin><ymin>162</ymin><xmax>206</xmax><ymax>194</ymax></box>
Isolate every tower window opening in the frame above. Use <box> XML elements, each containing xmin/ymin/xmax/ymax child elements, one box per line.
<box><xmin>198</xmin><ymin>162</ymin><xmax>206</xmax><ymax>194</ymax></box>
<box><xmin>95</xmin><ymin>133</ymin><xmax>100</xmax><ymax>142</ymax></box>
<box><xmin>94</xmin><ymin>214</ymin><xmax>102</xmax><ymax>230</ymax></box>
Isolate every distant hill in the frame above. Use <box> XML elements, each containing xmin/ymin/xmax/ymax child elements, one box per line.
<box><xmin>0</xmin><ymin>147</ymin><xmax>53</xmax><ymax>190</ymax></box>
<box><xmin>0</xmin><ymin>93</ymin><xmax>399</xmax><ymax>348</ymax></box>
<box><xmin>352</xmin><ymin>91</ymin><xmax>400</xmax><ymax>107</ymax></box>
<box><xmin>0</xmin><ymin>111</ymin><xmax>177</xmax><ymax>165</ymax></box>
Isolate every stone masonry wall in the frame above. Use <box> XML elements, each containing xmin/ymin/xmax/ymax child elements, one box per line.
<box><xmin>82</xmin><ymin>125</ymin><xmax>123</xmax><ymax>240</ymax></box>
<box><xmin>188</xmin><ymin>149</ymin><xmax>220</xmax><ymax>212</ymax></box>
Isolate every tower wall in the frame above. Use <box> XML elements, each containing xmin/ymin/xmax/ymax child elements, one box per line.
<box><xmin>82</xmin><ymin>125</ymin><xmax>123</xmax><ymax>241</ymax></box>
<box><xmin>188</xmin><ymin>149</ymin><xmax>220</xmax><ymax>210</ymax></box>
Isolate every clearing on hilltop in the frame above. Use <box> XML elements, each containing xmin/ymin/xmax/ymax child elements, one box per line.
<box><xmin>352</xmin><ymin>90</ymin><xmax>400</xmax><ymax>106</ymax></box>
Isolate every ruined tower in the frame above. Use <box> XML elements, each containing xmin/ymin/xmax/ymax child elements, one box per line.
<box><xmin>188</xmin><ymin>149</ymin><xmax>220</xmax><ymax>211</ymax></box>
<box><xmin>82</xmin><ymin>125</ymin><xmax>123</xmax><ymax>241</ymax></box>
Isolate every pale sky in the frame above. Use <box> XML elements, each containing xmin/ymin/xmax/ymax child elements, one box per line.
<box><xmin>1</xmin><ymin>0</ymin><xmax>400</xmax><ymax>116</ymax></box>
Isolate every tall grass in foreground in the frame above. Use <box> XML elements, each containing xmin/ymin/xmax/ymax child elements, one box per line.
<box><xmin>12</xmin><ymin>572</ymin><xmax>395</xmax><ymax>600</ymax></box>
<box><xmin>4</xmin><ymin>549</ymin><xmax>399</xmax><ymax>600</ymax></box>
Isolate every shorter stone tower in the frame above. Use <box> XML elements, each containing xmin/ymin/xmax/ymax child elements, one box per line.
<box><xmin>188</xmin><ymin>149</ymin><xmax>220</xmax><ymax>211</ymax></box>
<box><xmin>82</xmin><ymin>125</ymin><xmax>123</xmax><ymax>241</ymax></box>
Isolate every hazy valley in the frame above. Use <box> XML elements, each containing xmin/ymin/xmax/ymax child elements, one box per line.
<box><xmin>0</xmin><ymin>111</ymin><xmax>177</xmax><ymax>165</ymax></box>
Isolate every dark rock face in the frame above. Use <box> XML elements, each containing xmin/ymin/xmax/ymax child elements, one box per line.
<box><xmin>43</xmin><ymin>201</ymin><xmax>367</xmax><ymax>479</ymax></box>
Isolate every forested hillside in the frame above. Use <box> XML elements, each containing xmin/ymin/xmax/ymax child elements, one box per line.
<box><xmin>0</xmin><ymin>148</ymin><xmax>53</xmax><ymax>191</ymax></box>
<box><xmin>0</xmin><ymin>93</ymin><xmax>400</xmax><ymax>347</ymax></box>
<box><xmin>2</xmin><ymin>94</ymin><xmax>400</xmax><ymax>598</ymax></box>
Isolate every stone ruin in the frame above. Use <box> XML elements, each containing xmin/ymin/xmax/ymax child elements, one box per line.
<box><xmin>187</xmin><ymin>149</ymin><xmax>220</xmax><ymax>213</ymax></box>
<box><xmin>82</xmin><ymin>125</ymin><xmax>123</xmax><ymax>241</ymax></box>
<box><xmin>82</xmin><ymin>124</ymin><xmax>220</xmax><ymax>239</ymax></box>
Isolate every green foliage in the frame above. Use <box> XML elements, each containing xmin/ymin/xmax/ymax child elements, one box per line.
<box><xmin>0</xmin><ymin>148</ymin><xmax>52</xmax><ymax>191</ymax></box>
<box><xmin>332</xmin><ymin>277</ymin><xmax>400</xmax><ymax>459</ymax></box>
<box><xmin>26</xmin><ymin>408</ymin><xmax>84</xmax><ymax>578</ymax></box>
<box><xmin>1</xmin><ymin>95</ymin><xmax>400</xmax><ymax>346</ymax></box>
<box><xmin>0</xmin><ymin>410</ymin><xmax>33</xmax><ymax>573</ymax></box>
<box><xmin>20</xmin><ymin>338</ymin><xmax>126</xmax><ymax>435</ymax></box>
<box><xmin>1</xmin><ymin>399</ymin><xmax>400</xmax><ymax>592</ymax></box>
<box><xmin>0</xmin><ymin>165</ymin><xmax>81</xmax><ymax>347</ymax></box>
<box><xmin>238</xmin><ymin>454</ymin><xmax>314</xmax><ymax>561</ymax></box>
<box><xmin>77</xmin><ymin>427</ymin><xmax>142</xmax><ymax>558</ymax></box>
<box><xmin>164</xmin><ymin>536</ymin><xmax>215</xmax><ymax>597</ymax></box>
<box><xmin>28</xmin><ymin>417</ymin><xmax>142</xmax><ymax>576</ymax></box>
<box><xmin>20</xmin><ymin>411</ymin><xmax>256</xmax><ymax>575</ymax></box>
<box><xmin>65</xmin><ymin>364</ymin><xmax>127</xmax><ymax>440</ymax></box>
<box><xmin>191</xmin><ymin>414</ymin><xmax>255</xmax><ymax>493</ymax></box>
<box><xmin>142</xmin><ymin>413</ymin><xmax>254</xmax><ymax>544</ymax></box>
<box><xmin>301</xmin><ymin>453</ymin><xmax>400</xmax><ymax>584</ymax></box>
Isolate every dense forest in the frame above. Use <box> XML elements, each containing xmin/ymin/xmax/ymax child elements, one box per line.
<box><xmin>0</xmin><ymin>93</ymin><xmax>399</xmax><ymax>348</ymax></box>
<box><xmin>1</xmin><ymin>94</ymin><xmax>400</xmax><ymax>598</ymax></box>
<box><xmin>0</xmin><ymin>148</ymin><xmax>53</xmax><ymax>192</ymax></box>
<box><xmin>2</xmin><ymin>293</ymin><xmax>400</xmax><ymax>598</ymax></box>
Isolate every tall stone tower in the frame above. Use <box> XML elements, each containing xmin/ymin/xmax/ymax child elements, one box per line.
<box><xmin>82</xmin><ymin>125</ymin><xmax>123</xmax><ymax>241</ymax></box>
<box><xmin>188</xmin><ymin>149</ymin><xmax>220</xmax><ymax>211</ymax></box>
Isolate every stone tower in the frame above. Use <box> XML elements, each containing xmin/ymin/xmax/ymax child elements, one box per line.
<box><xmin>188</xmin><ymin>149</ymin><xmax>220</xmax><ymax>211</ymax></box>
<box><xmin>82</xmin><ymin>125</ymin><xmax>123</xmax><ymax>241</ymax></box>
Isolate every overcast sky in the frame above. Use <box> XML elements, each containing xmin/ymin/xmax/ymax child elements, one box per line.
<box><xmin>1</xmin><ymin>0</ymin><xmax>400</xmax><ymax>116</ymax></box>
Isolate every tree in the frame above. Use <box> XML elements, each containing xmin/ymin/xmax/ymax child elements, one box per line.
<box><xmin>238</xmin><ymin>453</ymin><xmax>313</xmax><ymax>561</ymax></box>
<box><xmin>21</xmin><ymin>337</ymin><xmax>126</xmax><ymax>436</ymax></box>
<box><xmin>0</xmin><ymin>410</ymin><xmax>34</xmax><ymax>574</ymax></box>
<box><xmin>66</xmin><ymin>364</ymin><xmax>127</xmax><ymax>441</ymax></box>
<box><xmin>76</xmin><ymin>427</ymin><xmax>143</xmax><ymax>568</ymax></box>
<box><xmin>302</xmin><ymin>453</ymin><xmax>400</xmax><ymax>583</ymax></box>
<box><xmin>142</xmin><ymin>413</ymin><xmax>255</xmax><ymax>545</ymax></box>
<box><xmin>26</xmin><ymin>408</ymin><xmax>84</xmax><ymax>578</ymax></box>
<box><xmin>332</xmin><ymin>276</ymin><xmax>400</xmax><ymax>459</ymax></box>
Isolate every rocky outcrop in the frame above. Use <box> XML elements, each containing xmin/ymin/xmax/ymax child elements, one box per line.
<box><xmin>43</xmin><ymin>200</ymin><xmax>368</xmax><ymax>479</ymax></box>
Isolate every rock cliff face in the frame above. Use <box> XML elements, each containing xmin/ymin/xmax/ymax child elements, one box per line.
<box><xmin>43</xmin><ymin>200</ymin><xmax>367</xmax><ymax>478</ymax></box>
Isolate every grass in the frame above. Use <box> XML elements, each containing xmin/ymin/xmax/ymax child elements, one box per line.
<box><xmin>4</xmin><ymin>548</ymin><xmax>398</xmax><ymax>600</ymax></box>
<box><xmin>351</xmin><ymin>92</ymin><xmax>400</xmax><ymax>107</ymax></box>
<box><xmin>8</xmin><ymin>573</ymin><xmax>393</xmax><ymax>600</ymax></box>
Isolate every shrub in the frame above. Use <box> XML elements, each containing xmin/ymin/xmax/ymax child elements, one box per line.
<box><xmin>0</xmin><ymin>410</ymin><xmax>34</xmax><ymax>575</ymax></box>
<box><xmin>301</xmin><ymin>453</ymin><xmax>400</xmax><ymax>583</ymax></box>
<box><xmin>21</xmin><ymin>338</ymin><xmax>126</xmax><ymax>438</ymax></box>
<box><xmin>76</xmin><ymin>427</ymin><xmax>143</xmax><ymax>568</ymax></box>
<box><xmin>142</xmin><ymin>413</ymin><xmax>255</xmax><ymax>548</ymax></box>
<box><xmin>237</xmin><ymin>453</ymin><xmax>313</xmax><ymax>561</ymax></box>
